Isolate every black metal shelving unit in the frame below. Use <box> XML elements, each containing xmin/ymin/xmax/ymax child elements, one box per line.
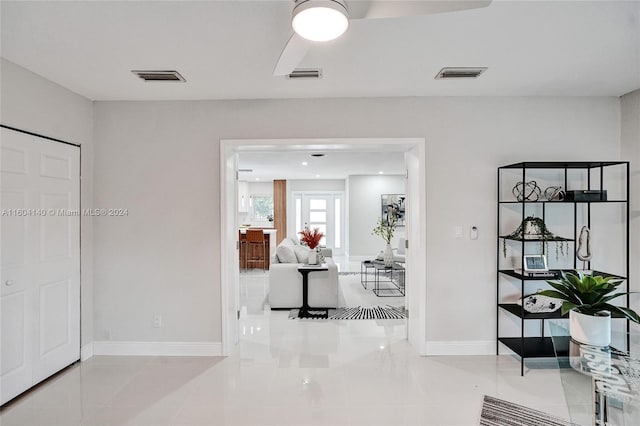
<box><xmin>496</xmin><ymin>161</ymin><xmax>630</xmax><ymax>376</ymax></box>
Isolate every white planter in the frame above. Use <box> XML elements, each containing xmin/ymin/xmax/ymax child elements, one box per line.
<box><xmin>569</xmin><ymin>309</ymin><xmax>611</xmax><ymax>347</ymax></box>
<box><xmin>308</xmin><ymin>249</ymin><xmax>317</xmax><ymax>265</ymax></box>
<box><xmin>383</xmin><ymin>244</ymin><xmax>394</xmax><ymax>267</ymax></box>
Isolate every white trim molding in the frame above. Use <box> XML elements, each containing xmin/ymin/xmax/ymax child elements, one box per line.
<box><xmin>81</xmin><ymin>342</ymin><xmax>94</xmax><ymax>361</ymax></box>
<box><xmin>93</xmin><ymin>341</ymin><xmax>223</xmax><ymax>356</ymax></box>
<box><xmin>425</xmin><ymin>340</ymin><xmax>494</xmax><ymax>356</ymax></box>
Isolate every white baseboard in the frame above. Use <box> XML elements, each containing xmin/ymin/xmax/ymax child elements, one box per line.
<box><xmin>425</xmin><ymin>340</ymin><xmax>494</xmax><ymax>356</ymax></box>
<box><xmin>81</xmin><ymin>342</ymin><xmax>94</xmax><ymax>361</ymax></box>
<box><xmin>92</xmin><ymin>341</ymin><xmax>223</xmax><ymax>356</ymax></box>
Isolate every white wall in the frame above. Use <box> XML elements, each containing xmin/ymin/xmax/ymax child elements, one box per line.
<box><xmin>288</xmin><ymin>179</ymin><xmax>345</xmax><ymax>192</ymax></box>
<box><xmin>92</xmin><ymin>97</ymin><xmax>621</xmax><ymax>350</ymax></box>
<box><xmin>621</xmin><ymin>89</ymin><xmax>640</xmax><ymax>302</ymax></box>
<box><xmin>347</xmin><ymin>175</ymin><xmax>406</xmax><ymax>256</ymax></box>
<box><xmin>0</xmin><ymin>58</ymin><xmax>95</xmax><ymax>349</ymax></box>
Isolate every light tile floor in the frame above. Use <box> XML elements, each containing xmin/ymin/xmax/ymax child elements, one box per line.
<box><xmin>1</xmin><ymin>259</ymin><xmax>575</xmax><ymax>426</ymax></box>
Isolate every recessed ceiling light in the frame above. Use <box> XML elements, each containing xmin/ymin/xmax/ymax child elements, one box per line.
<box><xmin>315</xmin><ymin>174</ymin><xmax>321</xmax><ymax>178</ymax></box>
<box><xmin>255</xmin><ymin>178</ymin><xmax>260</xmax><ymax>181</ymax></box>
<box><xmin>302</xmin><ymin>161</ymin><xmax>308</xmax><ymax>166</ymax></box>
<box><xmin>378</xmin><ymin>171</ymin><xmax>384</xmax><ymax>174</ymax></box>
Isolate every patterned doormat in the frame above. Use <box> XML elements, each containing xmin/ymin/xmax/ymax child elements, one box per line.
<box><xmin>480</xmin><ymin>395</ymin><xmax>574</xmax><ymax>426</ymax></box>
<box><xmin>289</xmin><ymin>305</ymin><xmax>406</xmax><ymax>320</ymax></box>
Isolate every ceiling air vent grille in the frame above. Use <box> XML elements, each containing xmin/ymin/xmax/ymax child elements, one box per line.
<box><xmin>132</xmin><ymin>70</ymin><xmax>186</xmax><ymax>82</ymax></box>
<box><xmin>287</xmin><ymin>68</ymin><xmax>323</xmax><ymax>79</ymax></box>
<box><xmin>435</xmin><ymin>67</ymin><xmax>487</xmax><ymax>80</ymax></box>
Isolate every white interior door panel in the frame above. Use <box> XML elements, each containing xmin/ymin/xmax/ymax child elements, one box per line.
<box><xmin>0</xmin><ymin>127</ymin><xmax>80</xmax><ymax>405</ymax></box>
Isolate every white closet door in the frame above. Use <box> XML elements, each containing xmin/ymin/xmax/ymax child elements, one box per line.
<box><xmin>1</xmin><ymin>130</ymin><xmax>35</xmax><ymax>404</ymax></box>
<box><xmin>0</xmin><ymin>128</ymin><xmax>80</xmax><ymax>404</ymax></box>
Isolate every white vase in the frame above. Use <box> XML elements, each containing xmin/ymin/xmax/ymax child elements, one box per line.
<box><xmin>308</xmin><ymin>249</ymin><xmax>317</xmax><ymax>265</ymax></box>
<box><xmin>569</xmin><ymin>309</ymin><xmax>611</xmax><ymax>346</ymax></box>
<box><xmin>383</xmin><ymin>243</ymin><xmax>394</xmax><ymax>267</ymax></box>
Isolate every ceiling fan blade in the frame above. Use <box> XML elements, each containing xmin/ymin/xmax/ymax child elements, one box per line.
<box><xmin>349</xmin><ymin>0</ymin><xmax>492</xmax><ymax>20</ymax></box>
<box><xmin>273</xmin><ymin>33</ymin><xmax>312</xmax><ymax>76</ymax></box>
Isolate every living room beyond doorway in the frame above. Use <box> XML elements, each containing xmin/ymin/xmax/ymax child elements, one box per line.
<box><xmin>220</xmin><ymin>138</ymin><xmax>427</xmax><ymax>355</ymax></box>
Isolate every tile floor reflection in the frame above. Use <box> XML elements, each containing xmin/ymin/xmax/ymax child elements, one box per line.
<box><xmin>1</xmin><ymin>261</ymin><xmax>573</xmax><ymax>425</ymax></box>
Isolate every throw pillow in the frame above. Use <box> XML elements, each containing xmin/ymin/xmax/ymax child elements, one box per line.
<box><xmin>275</xmin><ymin>244</ymin><xmax>297</xmax><ymax>263</ymax></box>
<box><xmin>286</xmin><ymin>237</ymin><xmax>299</xmax><ymax>246</ymax></box>
<box><xmin>293</xmin><ymin>245</ymin><xmax>310</xmax><ymax>264</ymax></box>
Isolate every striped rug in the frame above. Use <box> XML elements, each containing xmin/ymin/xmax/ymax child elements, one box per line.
<box><xmin>328</xmin><ymin>305</ymin><xmax>407</xmax><ymax>320</ymax></box>
<box><xmin>480</xmin><ymin>395</ymin><xmax>574</xmax><ymax>426</ymax></box>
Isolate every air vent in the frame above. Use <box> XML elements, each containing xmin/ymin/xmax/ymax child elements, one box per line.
<box><xmin>435</xmin><ymin>67</ymin><xmax>487</xmax><ymax>80</ymax></box>
<box><xmin>287</xmin><ymin>68</ymin><xmax>322</xmax><ymax>79</ymax></box>
<box><xmin>132</xmin><ymin>70</ymin><xmax>186</xmax><ymax>82</ymax></box>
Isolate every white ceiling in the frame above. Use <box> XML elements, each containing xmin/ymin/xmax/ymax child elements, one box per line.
<box><xmin>2</xmin><ymin>1</ymin><xmax>639</xmax><ymax>101</ymax></box>
<box><xmin>238</xmin><ymin>150</ymin><xmax>406</xmax><ymax>180</ymax></box>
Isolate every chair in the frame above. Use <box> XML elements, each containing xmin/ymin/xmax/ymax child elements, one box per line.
<box><xmin>245</xmin><ymin>229</ymin><xmax>267</xmax><ymax>270</ymax></box>
<box><xmin>239</xmin><ymin>230</ymin><xmax>247</xmax><ymax>270</ymax></box>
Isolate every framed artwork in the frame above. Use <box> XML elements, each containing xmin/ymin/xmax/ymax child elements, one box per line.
<box><xmin>381</xmin><ymin>194</ymin><xmax>405</xmax><ymax>226</ymax></box>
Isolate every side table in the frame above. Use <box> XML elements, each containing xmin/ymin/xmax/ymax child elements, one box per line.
<box><xmin>297</xmin><ymin>264</ymin><xmax>329</xmax><ymax>319</ymax></box>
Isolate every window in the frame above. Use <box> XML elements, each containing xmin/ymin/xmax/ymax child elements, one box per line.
<box><xmin>251</xmin><ymin>195</ymin><xmax>273</xmax><ymax>221</ymax></box>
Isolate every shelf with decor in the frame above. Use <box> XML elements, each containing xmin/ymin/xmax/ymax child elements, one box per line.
<box><xmin>496</xmin><ymin>161</ymin><xmax>630</xmax><ymax>376</ymax></box>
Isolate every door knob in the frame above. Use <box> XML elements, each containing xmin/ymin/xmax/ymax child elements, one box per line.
<box><xmin>5</xmin><ymin>280</ymin><xmax>14</xmax><ymax>286</ymax></box>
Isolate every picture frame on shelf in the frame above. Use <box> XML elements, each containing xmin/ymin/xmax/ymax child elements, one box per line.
<box><xmin>523</xmin><ymin>254</ymin><xmax>549</xmax><ymax>272</ymax></box>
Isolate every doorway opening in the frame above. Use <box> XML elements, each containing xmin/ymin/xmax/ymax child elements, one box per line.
<box><xmin>220</xmin><ymin>138</ymin><xmax>427</xmax><ymax>355</ymax></box>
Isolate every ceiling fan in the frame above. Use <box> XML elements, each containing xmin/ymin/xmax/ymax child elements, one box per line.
<box><xmin>273</xmin><ymin>0</ymin><xmax>492</xmax><ymax>76</ymax></box>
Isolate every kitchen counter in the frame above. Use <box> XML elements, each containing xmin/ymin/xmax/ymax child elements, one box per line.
<box><xmin>239</xmin><ymin>228</ymin><xmax>277</xmax><ymax>234</ymax></box>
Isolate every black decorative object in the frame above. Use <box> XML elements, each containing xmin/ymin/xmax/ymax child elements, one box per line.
<box><xmin>497</xmin><ymin>161</ymin><xmax>630</xmax><ymax>376</ymax></box>
<box><xmin>565</xmin><ymin>190</ymin><xmax>607</xmax><ymax>201</ymax></box>
<box><xmin>512</xmin><ymin>180</ymin><xmax>541</xmax><ymax>201</ymax></box>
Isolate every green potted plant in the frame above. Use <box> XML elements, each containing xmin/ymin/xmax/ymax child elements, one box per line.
<box><xmin>503</xmin><ymin>216</ymin><xmax>568</xmax><ymax>260</ymax></box>
<box><xmin>372</xmin><ymin>216</ymin><xmax>397</xmax><ymax>267</ymax></box>
<box><xmin>538</xmin><ymin>271</ymin><xmax>640</xmax><ymax>346</ymax></box>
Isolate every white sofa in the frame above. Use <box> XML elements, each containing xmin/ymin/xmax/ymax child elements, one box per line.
<box><xmin>268</xmin><ymin>238</ymin><xmax>339</xmax><ymax>309</ymax></box>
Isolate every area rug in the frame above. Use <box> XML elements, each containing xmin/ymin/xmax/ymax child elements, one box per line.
<box><xmin>329</xmin><ymin>305</ymin><xmax>407</xmax><ymax>319</ymax></box>
<box><xmin>480</xmin><ymin>395</ymin><xmax>574</xmax><ymax>426</ymax></box>
<box><xmin>287</xmin><ymin>309</ymin><xmax>328</xmax><ymax>320</ymax></box>
<box><xmin>289</xmin><ymin>305</ymin><xmax>407</xmax><ymax>320</ymax></box>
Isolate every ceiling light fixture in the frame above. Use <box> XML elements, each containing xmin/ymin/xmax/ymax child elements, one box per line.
<box><xmin>292</xmin><ymin>0</ymin><xmax>349</xmax><ymax>42</ymax></box>
<box><xmin>378</xmin><ymin>171</ymin><xmax>384</xmax><ymax>174</ymax></box>
<box><xmin>302</xmin><ymin>161</ymin><xmax>308</xmax><ymax>166</ymax></box>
